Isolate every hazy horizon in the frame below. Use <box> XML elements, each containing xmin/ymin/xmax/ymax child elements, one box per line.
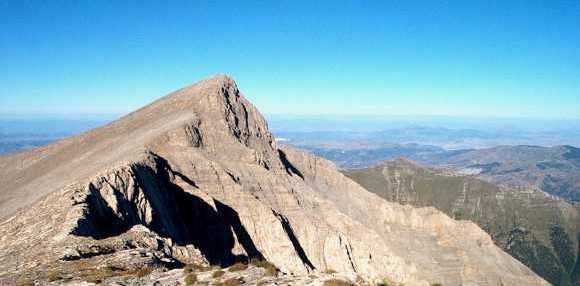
<box><xmin>2</xmin><ymin>113</ymin><xmax>580</xmax><ymax>155</ymax></box>
<box><xmin>2</xmin><ymin>1</ymin><xmax>580</xmax><ymax>119</ymax></box>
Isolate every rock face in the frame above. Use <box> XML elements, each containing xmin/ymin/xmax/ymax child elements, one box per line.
<box><xmin>344</xmin><ymin>158</ymin><xmax>580</xmax><ymax>285</ymax></box>
<box><xmin>0</xmin><ymin>76</ymin><xmax>548</xmax><ymax>285</ymax></box>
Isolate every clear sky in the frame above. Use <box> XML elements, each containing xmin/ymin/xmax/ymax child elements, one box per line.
<box><xmin>1</xmin><ymin>1</ymin><xmax>579</xmax><ymax>118</ymax></box>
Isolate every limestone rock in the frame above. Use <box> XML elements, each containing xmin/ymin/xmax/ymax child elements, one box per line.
<box><xmin>0</xmin><ymin>75</ymin><xmax>548</xmax><ymax>285</ymax></box>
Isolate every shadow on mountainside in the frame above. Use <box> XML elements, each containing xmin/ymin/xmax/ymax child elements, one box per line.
<box><xmin>278</xmin><ymin>149</ymin><xmax>304</xmax><ymax>179</ymax></box>
<box><xmin>73</xmin><ymin>153</ymin><xmax>263</xmax><ymax>267</ymax></box>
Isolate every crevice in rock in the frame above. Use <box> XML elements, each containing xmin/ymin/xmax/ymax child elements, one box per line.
<box><xmin>278</xmin><ymin>149</ymin><xmax>304</xmax><ymax>179</ymax></box>
<box><xmin>174</xmin><ymin>171</ymin><xmax>199</xmax><ymax>188</ymax></box>
<box><xmin>61</xmin><ymin>245</ymin><xmax>116</xmax><ymax>261</ymax></box>
<box><xmin>74</xmin><ymin>183</ymin><xmax>135</xmax><ymax>239</ymax></box>
<box><xmin>184</xmin><ymin>121</ymin><xmax>203</xmax><ymax>147</ymax></box>
<box><xmin>273</xmin><ymin>211</ymin><xmax>315</xmax><ymax>270</ymax></box>
<box><xmin>214</xmin><ymin>200</ymin><xmax>264</xmax><ymax>261</ymax></box>
<box><xmin>344</xmin><ymin>240</ymin><xmax>357</xmax><ymax>272</ymax></box>
<box><xmin>71</xmin><ymin>152</ymin><xmax>264</xmax><ymax>267</ymax></box>
<box><xmin>225</xmin><ymin>170</ymin><xmax>241</xmax><ymax>185</ymax></box>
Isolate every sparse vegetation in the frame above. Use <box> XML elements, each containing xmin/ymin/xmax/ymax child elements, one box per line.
<box><xmin>431</xmin><ymin>283</ymin><xmax>443</xmax><ymax>286</ymax></box>
<box><xmin>354</xmin><ymin>275</ymin><xmax>368</xmax><ymax>286</ymax></box>
<box><xmin>184</xmin><ymin>273</ymin><xmax>198</xmax><ymax>285</ymax></box>
<box><xmin>324</xmin><ymin>268</ymin><xmax>337</xmax><ymax>274</ymax></box>
<box><xmin>376</xmin><ymin>277</ymin><xmax>396</xmax><ymax>286</ymax></box>
<box><xmin>215</xmin><ymin>277</ymin><xmax>243</xmax><ymax>286</ymax></box>
<box><xmin>64</xmin><ymin>260</ymin><xmax>157</xmax><ymax>283</ymax></box>
<box><xmin>133</xmin><ymin>267</ymin><xmax>154</xmax><ymax>278</ymax></box>
<box><xmin>228</xmin><ymin>262</ymin><xmax>248</xmax><ymax>272</ymax></box>
<box><xmin>15</xmin><ymin>278</ymin><xmax>34</xmax><ymax>286</ymax></box>
<box><xmin>376</xmin><ymin>280</ymin><xmax>389</xmax><ymax>285</ymax></box>
<box><xmin>251</xmin><ymin>258</ymin><xmax>278</xmax><ymax>276</ymax></box>
<box><xmin>185</xmin><ymin>262</ymin><xmax>211</xmax><ymax>273</ymax></box>
<box><xmin>323</xmin><ymin>278</ymin><xmax>354</xmax><ymax>286</ymax></box>
<box><xmin>212</xmin><ymin>269</ymin><xmax>225</xmax><ymax>278</ymax></box>
<box><xmin>47</xmin><ymin>270</ymin><xmax>62</xmax><ymax>282</ymax></box>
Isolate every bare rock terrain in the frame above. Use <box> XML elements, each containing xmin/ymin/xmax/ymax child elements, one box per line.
<box><xmin>0</xmin><ymin>76</ymin><xmax>548</xmax><ymax>285</ymax></box>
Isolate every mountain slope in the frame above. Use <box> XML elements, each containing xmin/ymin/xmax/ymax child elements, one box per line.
<box><xmin>414</xmin><ymin>145</ymin><xmax>580</xmax><ymax>202</ymax></box>
<box><xmin>344</xmin><ymin>158</ymin><xmax>580</xmax><ymax>285</ymax></box>
<box><xmin>0</xmin><ymin>76</ymin><xmax>547</xmax><ymax>285</ymax></box>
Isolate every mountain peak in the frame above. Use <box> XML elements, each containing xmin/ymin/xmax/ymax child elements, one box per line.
<box><xmin>177</xmin><ymin>74</ymin><xmax>237</xmax><ymax>96</ymax></box>
<box><xmin>0</xmin><ymin>76</ymin><xmax>549</xmax><ymax>286</ymax></box>
<box><xmin>0</xmin><ymin>75</ymin><xmax>279</xmax><ymax>219</ymax></box>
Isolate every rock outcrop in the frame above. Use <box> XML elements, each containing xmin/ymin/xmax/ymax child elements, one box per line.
<box><xmin>0</xmin><ymin>76</ymin><xmax>548</xmax><ymax>285</ymax></box>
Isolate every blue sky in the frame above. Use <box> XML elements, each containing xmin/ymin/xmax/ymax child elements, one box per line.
<box><xmin>1</xmin><ymin>1</ymin><xmax>579</xmax><ymax>118</ymax></box>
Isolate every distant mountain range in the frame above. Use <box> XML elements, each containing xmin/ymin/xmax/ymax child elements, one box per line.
<box><xmin>272</xmin><ymin>122</ymin><xmax>580</xmax><ymax>150</ymax></box>
<box><xmin>292</xmin><ymin>142</ymin><xmax>580</xmax><ymax>203</ymax></box>
<box><xmin>417</xmin><ymin>145</ymin><xmax>580</xmax><ymax>202</ymax></box>
<box><xmin>344</xmin><ymin>159</ymin><xmax>580</xmax><ymax>286</ymax></box>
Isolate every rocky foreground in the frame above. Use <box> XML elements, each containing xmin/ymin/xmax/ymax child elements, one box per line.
<box><xmin>0</xmin><ymin>76</ymin><xmax>548</xmax><ymax>285</ymax></box>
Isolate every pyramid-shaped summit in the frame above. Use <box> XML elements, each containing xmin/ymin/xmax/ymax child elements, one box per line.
<box><xmin>0</xmin><ymin>76</ymin><xmax>548</xmax><ymax>285</ymax></box>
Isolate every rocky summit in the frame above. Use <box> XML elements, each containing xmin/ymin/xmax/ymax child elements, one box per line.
<box><xmin>0</xmin><ymin>76</ymin><xmax>548</xmax><ymax>286</ymax></box>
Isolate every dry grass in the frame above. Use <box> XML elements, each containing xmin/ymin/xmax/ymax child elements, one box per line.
<box><xmin>15</xmin><ymin>278</ymin><xmax>34</xmax><ymax>286</ymax></box>
<box><xmin>324</xmin><ymin>268</ymin><xmax>337</xmax><ymax>274</ymax></box>
<box><xmin>228</xmin><ymin>262</ymin><xmax>248</xmax><ymax>272</ymax></box>
<box><xmin>47</xmin><ymin>270</ymin><xmax>62</xmax><ymax>282</ymax></box>
<box><xmin>184</xmin><ymin>262</ymin><xmax>212</xmax><ymax>273</ymax></box>
<box><xmin>250</xmin><ymin>259</ymin><xmax>278</xmax><ymax>276</ymax></box>
<box><xmin>67</xmin><ymin>261</ymin><xmax>155</xmax><ymax>283</ymax></box>
<box><xmin>355</xmin><ymin>275</ymin><xmax>370</xmax><ymax>286</ymax></box>
<box><xmin>215</xmin><ymin>277</ymin><xmax>243</xmax><ymax>286</ymax></box>
<box><xmin>212</xmin><ymin>269</ymin><xmax>226</xmax><ymax>278</ymax></box>
<box><xmin>322</xmin><ymin>278</ymin><xmax>354</xmax><ymax>286</ymax></box>
<box><xmin>377</xmin><ymin>277</ymin><xmax>395</xmax><ymax>286</ymax></box>
<box><xmin>131</xmin><ymin>267</ymin><xmax>154</xmax><ymax>278</ymax></box>
<box><xmin>184</xmin><ymin>273</ymin><xmax>198</xmax><ymax>285</ymax></box>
